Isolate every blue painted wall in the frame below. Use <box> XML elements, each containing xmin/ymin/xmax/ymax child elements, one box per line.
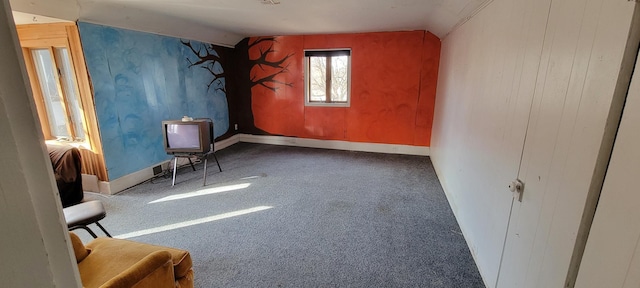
<box><xmin>78</xmin><ymin>22</ymin><xmax>229</xmax><ymax>180</ymax></box>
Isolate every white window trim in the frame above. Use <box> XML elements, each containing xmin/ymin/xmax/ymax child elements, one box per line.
<box><xmin>304</xmin><ymin>48</ymin><xmax>352</xmax><ymax>107</ymax></box>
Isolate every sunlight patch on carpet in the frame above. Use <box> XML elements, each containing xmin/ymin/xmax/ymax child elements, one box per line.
<box><xmin>114</xmin><ymin>206</ymin><xmax>273</xmax><ymax>239</ymax></box>
<box><xmin>149</xmin><ymin>183</ymin><xmax>251</xmax><ymax>203</ymax></box>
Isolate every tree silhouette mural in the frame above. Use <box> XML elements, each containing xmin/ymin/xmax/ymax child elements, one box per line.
<box><xmin>249</xmin><ymin>37</ymin><xmax>294</xmax><ymax>91</ymax></box>
<box><xmin>235</xmin><ymin>36</ymin><xmax>294</xmax><ymax>134</ymax></box>
<box><xmin>181</xmin><ymin>40</ymin><xmax>227</xmax><ymax>94</ymax></box>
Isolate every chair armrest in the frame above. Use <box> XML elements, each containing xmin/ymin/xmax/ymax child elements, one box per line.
<box><xmin>68</xmin><ymin>232</ymin><xmax>90</xmax><ymax>263</ymax></box>
<box><xmin>99</xmin><ymin>250</ymin><xmax>175</xmax><ymax>288</ymax></box>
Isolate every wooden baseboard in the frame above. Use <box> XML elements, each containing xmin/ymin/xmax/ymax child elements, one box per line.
<box><xmin>102</xmin><ymin>134</ymin><xmax>429</xmax><ymax>194</ymax></box>
<box><xmin>237</xmin><ymin>134</ymin><xmax>429</xmax><ymax>156</ymax></box>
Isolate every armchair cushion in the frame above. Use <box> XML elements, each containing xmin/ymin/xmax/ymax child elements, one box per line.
<box><xmin>69</xmin><ymin>233</ymin><xmax>193</xmax><ymax>288</ymax></box>
<box><xmin>86</xmin><ymin>237</ymin><xmax>193</xmax><ymax>280</ymax></box>
<box><xmin>99</xmin><ymin>250</ymin><xmax>174</xmax><ymax>288</ymax></box>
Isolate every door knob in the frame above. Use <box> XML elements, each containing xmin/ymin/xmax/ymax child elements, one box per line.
<box><xmin>508</xmin><ymin>179</ymin><xmax>524</xmax><ymax>202</ymax></box>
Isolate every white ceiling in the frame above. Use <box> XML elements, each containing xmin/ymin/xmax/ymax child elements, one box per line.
<box><xmin>10</xmin><ymin>0</ymin><xmax>489</xmax><ymax>47</ymax></box>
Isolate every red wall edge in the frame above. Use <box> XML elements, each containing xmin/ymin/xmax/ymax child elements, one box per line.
<box><xmin>249</xmin><ymin>31</ymin><xmax>441</xmax><ymax>146</ymax></box>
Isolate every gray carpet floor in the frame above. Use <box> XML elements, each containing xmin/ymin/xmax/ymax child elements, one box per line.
<box><xmin>82</xmin><ymin>143</ymin><xmax>484</xmax><ymax>287</ymax></box>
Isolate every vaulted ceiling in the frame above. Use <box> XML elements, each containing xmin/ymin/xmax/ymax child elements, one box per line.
<box><xmin>10</xmin><ymin>0</ymin><xmax>489</xmax><ymax>47</ymax></box>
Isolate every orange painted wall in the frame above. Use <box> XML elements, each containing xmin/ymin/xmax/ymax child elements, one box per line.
<box><xmin>249</xmin><ymin>31</ymin><xmax>441</xmax><ymax>146</ymax></box>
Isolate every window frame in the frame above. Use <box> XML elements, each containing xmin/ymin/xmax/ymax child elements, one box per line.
<box><xmin>28</xmin><ymin>47</ymin><xmax>86</xmax><ymax>142</ymax></box>
<box><xmin>17</xmin><ymin>24</ymin><xmax>97</xmax><ymax>146</ymax></box>
<box><xmin>304</xmin><ymin>49</ymin><xmax>352</xmax><ymax>107</ymax></box>
<box><xmin>17</xmin><ymin>23</ymin><xmax>108</xmax><ymax>181</ymax></box>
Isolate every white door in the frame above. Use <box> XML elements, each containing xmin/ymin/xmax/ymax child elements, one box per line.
<box><xmin>430</xmin><ymin>0</ymin><xmax>552</xmax><ymax>285</ymax></box>
<box><xmin>496</xmin><ymin>0</ymin><xmax>637</xmax><ymax>287</ymax></box>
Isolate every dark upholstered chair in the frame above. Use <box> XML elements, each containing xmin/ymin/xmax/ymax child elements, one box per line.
<box><xmin>46</xmin><ymin>143</ymin><xmax>84</xmax><ymax>207</ymax></box>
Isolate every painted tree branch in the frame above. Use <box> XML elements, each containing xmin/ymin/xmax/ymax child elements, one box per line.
<box><xmin>251</xmin><ymin>66</ymin><xmax>293</xmax><ymax>92</ymax></box>
<box><xmin>248</xmin><ymin>37</ymin><xmax>295</xmax><ymax>89</ymax></box>
<box><xmin>253</xmin><ymin>44</ymin><xmax>295</xmax><ymax>71</ymax></box>
<box><xmin>182</xmin><ymin>40</ymin><xmax>222</xmax><ymax>67</ymax></box>
<box><xmin>181</xmin><ymin>40</ymin><xmax>225</xmax><ymax>93</ymax></box>
<box><xmin>203</xmin><ymin>68</ymin><xmax>226</xmax><ymax>92</ymax></box>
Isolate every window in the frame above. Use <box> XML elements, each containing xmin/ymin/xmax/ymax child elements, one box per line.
<box><xmin>17</xmin><ymin>23</ymin><xmax>96</xmax><ymax>147</ymax></box>
<box><xmin>17</xmin><ymin>23</ymin><xmax>108</xmax><ymax>181</ymax></box>
<box><xmin>31</xmin><ymin>47</ymin><xmax>86</xmax><ymax>141</ymax></box>
<box><xmin>304</xmin><ymin>49</ymin><xmax>351</xmax><ymax>106</ymax></box>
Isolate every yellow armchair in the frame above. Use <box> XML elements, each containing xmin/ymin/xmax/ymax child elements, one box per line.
<box><xmin>69</xmin><ymin>232</ymin><xmax>194</xmax><ymax>288</ymax></box>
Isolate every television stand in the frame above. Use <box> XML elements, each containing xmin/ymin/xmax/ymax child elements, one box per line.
<box><xmin>171</xmin><ymin>150</ymin><xmax>222</xmax><ymax>186</ymax></box>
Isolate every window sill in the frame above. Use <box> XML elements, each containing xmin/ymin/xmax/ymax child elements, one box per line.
<box><xmin>45</xmin><ymin>139</ymin><xmax>91</xmax><ymax>150</ymax></box>
<box><xmin>305</xmin><ymin>102</ymin><xmax>350</xmax><ymax>107</ymax></box>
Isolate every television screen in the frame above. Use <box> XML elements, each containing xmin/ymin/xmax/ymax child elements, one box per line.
<box><xmin>166</xmin><ymin>124</ymin><xmax>200</xmax><ymax>149</ymax></box>
<box><xmin>162</xmin><ymin>119</ymin><xmax>212</xmax><ymax>154</ymax></box>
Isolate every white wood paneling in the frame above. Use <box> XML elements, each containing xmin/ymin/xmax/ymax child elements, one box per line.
<box><xmin>432</xmin><ymin>0</ymin><xmax>637</xmax><ymax>286</ymax></box>
<box><xmin>575</xmin><ymin>32</ymin><xmax>640</xmax><ymax>288</ymax></box>
<box><xmin>0</xmin><ymin>1</ymin><xmax>81</xmax><ymax>286</ymax></box>
<box><xmin>431</xmin><ymin>0</ymin><xmax>551</xmax><ymax>285</ymax></box>
<box><xmin>498</xmin><ymin>0</ymin><xmax>637</xmax><ymax>286</ymax></box>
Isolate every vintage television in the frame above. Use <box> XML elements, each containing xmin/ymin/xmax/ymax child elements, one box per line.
<box><xmin>162</xmin><ymin>118</ymin><xmax>213</xmax><ymax>155</ymax></box>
